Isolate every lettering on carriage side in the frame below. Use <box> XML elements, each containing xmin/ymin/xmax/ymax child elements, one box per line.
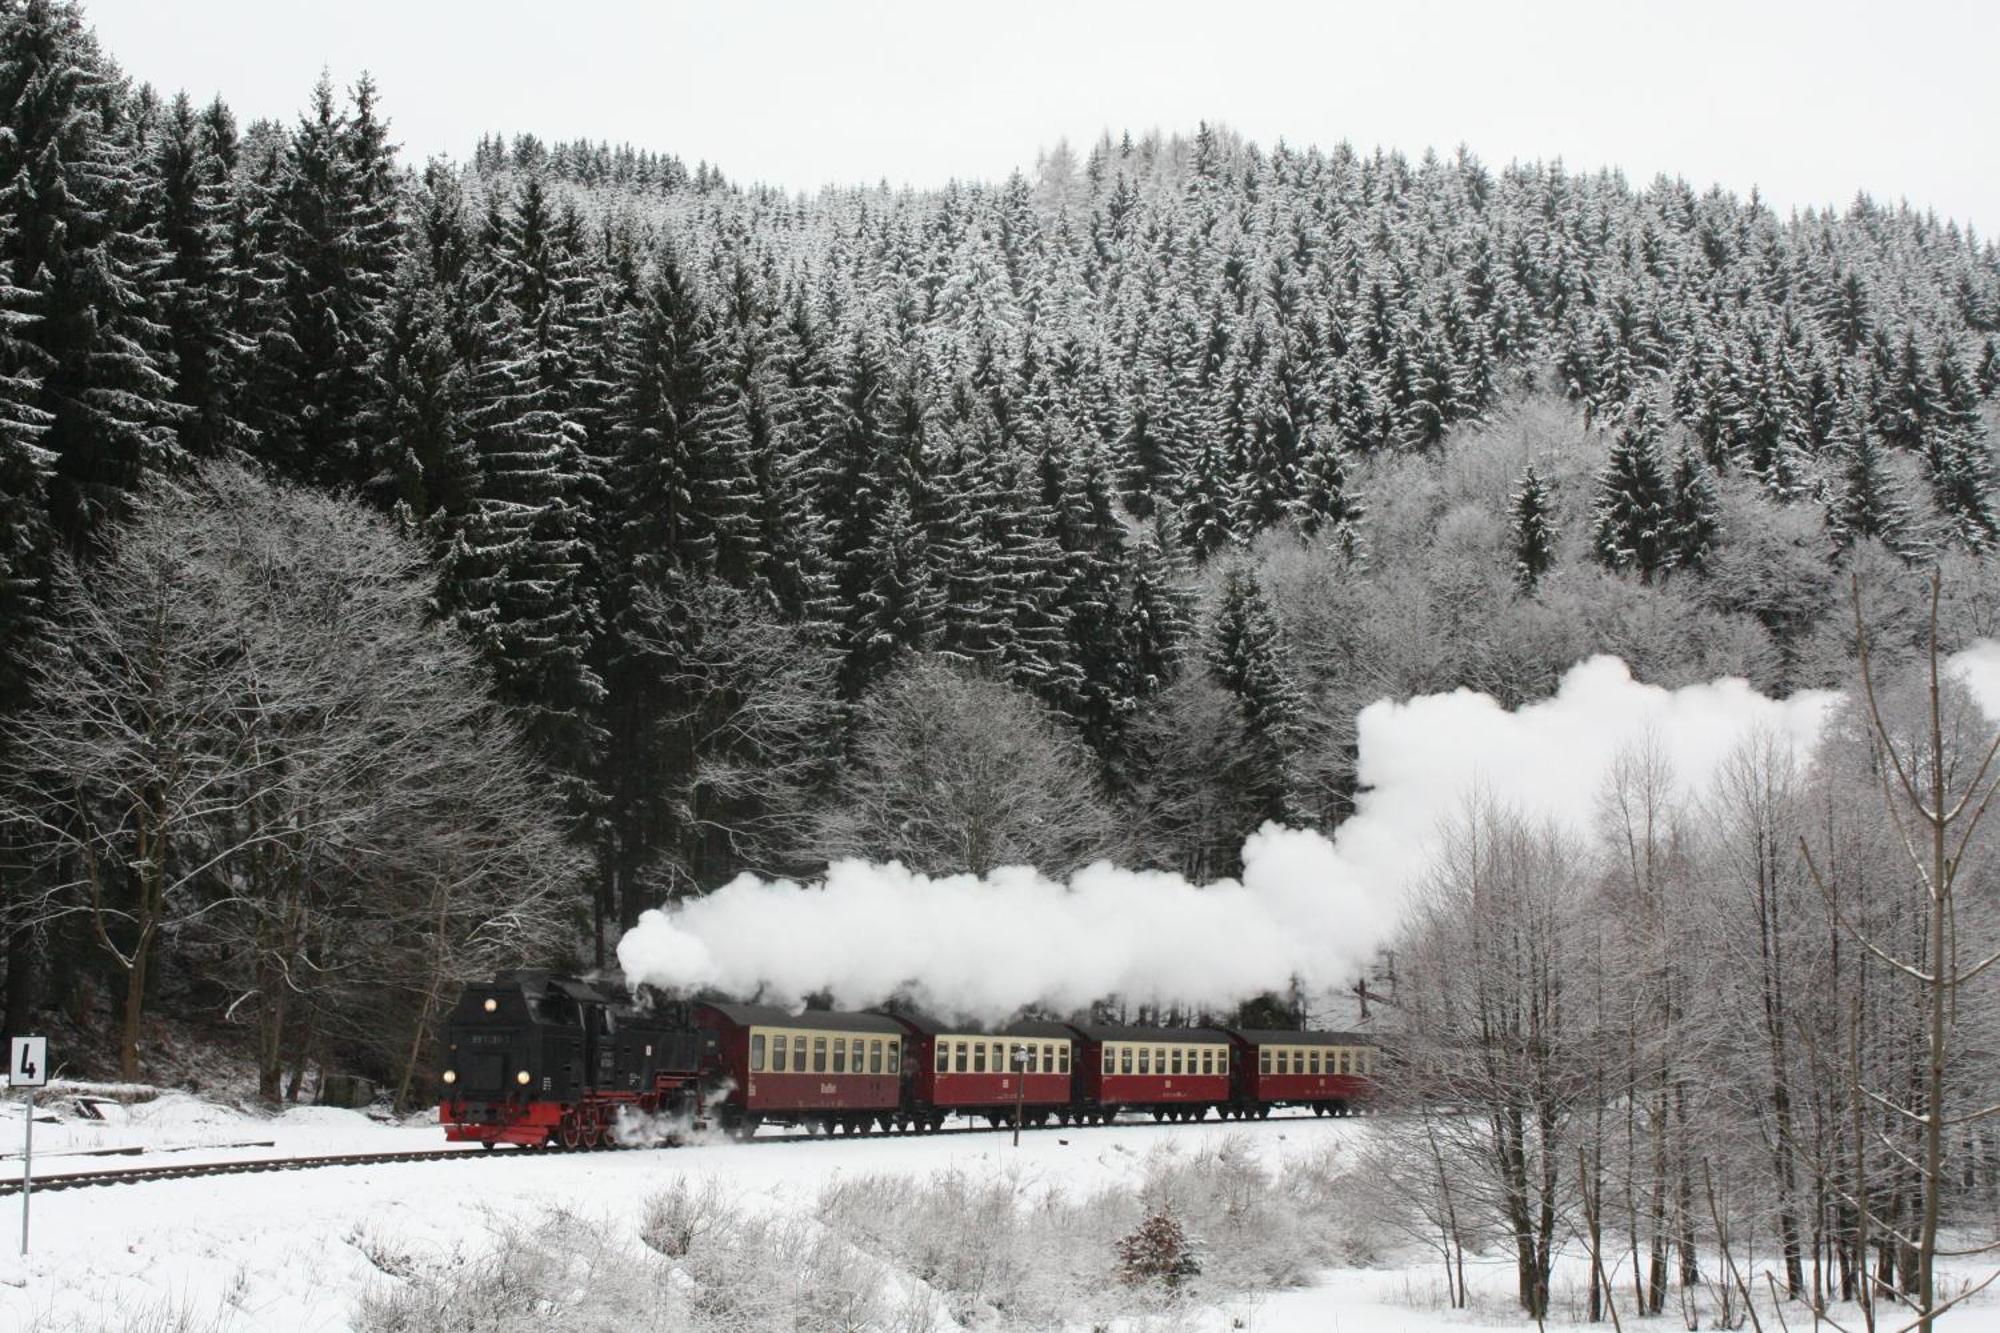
<box><xmin>821</xmin><ymin>1083</ymin><xmax>837</xmax><ymax>1095</ymax></box>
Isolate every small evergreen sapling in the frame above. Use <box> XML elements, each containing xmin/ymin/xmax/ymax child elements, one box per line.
<box><xmin>1115</xmin><ymin>1208</ymin><xmax>1201</xmax><ymax>1291</ymax></box>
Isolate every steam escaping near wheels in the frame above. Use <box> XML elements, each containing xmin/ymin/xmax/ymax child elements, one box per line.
<box><xmin>619</xmin><ymin>651</ymin><xmax>2000</xmax><ymax>1021</ymax></box>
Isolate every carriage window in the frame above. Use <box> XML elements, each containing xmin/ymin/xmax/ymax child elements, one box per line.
<box><xmin>813</xmin><ymin>1037</ymin><xmax>828</xmax><ymax>1072</ymax></box>
<box><xmin>870</xmin><ymin>1040</ymin><xmax>884</xmax><ymax>1074</ymax></box>
<box><xmin>1138</xmin><ymin>1047</ymin><xmax>1151</xmax><ymax>1074</ymax></box>
<box><xmin>955</xmin><ymin>1041</ymin><xmax>968</xmax><ymax>1073</ymax></box>
<box><xmin>1059</xmin><ymin>1045</ymin><xmax>1070</xmax><ymax>1073</ymax></box>
<box><xmin>838</xmin><ymin>1038</ymin><xmax>853</xmax><ymax>1073</ymax></box>
<box><xmin>1103</xmin><ymin>1046</ymin><xmax>1115</xmax><ymax>1075</ymax></box>
<box><xmin>888</xmin><ymin>1042</ymin><xmax>900</xmax><ymax>1074</ymax></box>
<box><xmin>750</xmin><ymin>1035</ymin><xmax>766</xmax><ymax>1072</ymax></box>
<box><xmin>1200</xmin><ymin>1048</ymin><xmax>1213</xmax><ymax>1075</ymax></box>
<box><xmin>794</xmin><ymin>1036</ymin><xmax>807</xmax><ymax>1069</ymax></box>
<box><xmin>1308</xmin><ymin>1050</ymin><xmax>1320</xmax><ymax>1075</ymax></box>
<box><xmin>936</xmin><ymin>1043</ymin><xmax>948</xmax><ymax>1073</ymax></box>
<box><xmin>1121</xmin><ymin>1046</ymin><xmax>1134</xmax><ymax>1074</ymax></box>
<box><xmin>1259</xmin><ymin>1048</ymin><xmax>1272</xmax><ymax>1074</ymax></box>
<box><xmin>772</xmin><ymin>1036</ymin><xmax>788</xmax><ymax>1072</ymax></box>
<box><xmin>1364</xmin><ymin>1049</ymin><xmax>1374</xmax><ymax>1075</ymax></box>
<box><xmin>974</xmin><ymin>1043</ymin><xmax>988</xmax><ymax>1073</ymax></box>
<box><xmin>1170</xmin><ymin>1048</ymin><xmax>1183</xmax><ymax>1075</ymax></box>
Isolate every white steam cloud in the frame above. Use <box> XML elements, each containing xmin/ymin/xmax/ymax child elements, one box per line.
<box><xmin>617</xmin><ymin>650</ymin><xmax>2000</xmax><ymax>1023</ymax></box>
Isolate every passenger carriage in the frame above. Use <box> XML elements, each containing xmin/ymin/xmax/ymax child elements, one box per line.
<box><xmin>884</xmin><ymin>1013</ymin><xmax>1074</xmax><ymax>1129</ymax></box>
<box><xmin>692</xmin><ymin>1001</ymin><xmax>905</xmax><ymax>1135</ymax></box>
<box><xmin>1223</xmin><ymin>1028</ymin><xmax>1378</xmax><ymax>1117</ymax></box>
<box><xmin>1065</xmin><ymin>1023</ymin><xmax>1234</xmax><ymax>1123</ymax></box>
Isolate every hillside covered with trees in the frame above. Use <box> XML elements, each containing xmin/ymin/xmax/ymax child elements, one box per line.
<box><xmin>1</xmin><ymin>0</ymin><xmax>1999</xmax><ymax>1109</ymax></box>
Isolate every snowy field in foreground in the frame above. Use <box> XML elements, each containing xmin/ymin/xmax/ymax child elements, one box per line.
<box><xmin>0</xmin><ymin>1095</ymin><xmax>1991</xmax><ymax>1332</ymax></box>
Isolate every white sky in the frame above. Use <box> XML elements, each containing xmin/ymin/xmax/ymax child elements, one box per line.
<box><xmin>84</xmin><ymin>0</ymin><xmax>2000</xmax><ymax>235</ymax></box>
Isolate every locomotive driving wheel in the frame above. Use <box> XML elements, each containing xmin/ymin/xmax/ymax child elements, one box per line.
<box><xmin>559</xmin><ymin>1112</ymin><xmax>583</xmax><ymax>1149</ymax></box>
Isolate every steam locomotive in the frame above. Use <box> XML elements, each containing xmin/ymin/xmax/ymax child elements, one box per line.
<box><xmin>438</xmin><ymin>972</ymin><xmax>1378</xmax><ymax>1148</ymax></box>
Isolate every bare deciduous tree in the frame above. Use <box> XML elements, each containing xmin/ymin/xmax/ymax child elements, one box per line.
<box><xmin>816</xmin><ymin>656</ymin><xmax>1123</xmax><ymax>877</ymax></box>
<box><xmin>0</xmin><ymin>464</ymin><xmax>573</xmax><ymax>1096</ymax></box>
<box><xmin>1802</xmin><ymin>573</ymin><xmax>2000</xmax><ymax>1332</ymax></box>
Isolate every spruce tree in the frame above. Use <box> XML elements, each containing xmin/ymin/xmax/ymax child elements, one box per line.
<box><xmin>1976</xmin><ymin>337</ymin><xmax>2000</xmax><ymax>400</ymax></box>
<box><xmin>1122</xmin><ymin>531</ymin><xmax>1195</xmax><ymax>702</ymax></box>
<box><xmin>1205</xmin><ymin>563</ymin><xmax>1304</xmax><ymax>825</ymax></box>
<box><xmin>1666</xmin><ymin>445</ymin><xmax>1722</xmax><ymax>574</ymax></box>
<box><xmin>1920</xmin><ymin>341</ymin><xmax>1997</xmax><ymax>550</ymax></box>
<box><xmin>0</xmin><ymin>0</ymin><xmax>178</xmax><ymax>547</ymax></box>
<box><xmin>1509</xmin><ymin>464</ymin><xmax>1557</xmax><ymax>592</ymax></box>
<box><xmin>147</xmin><ymin>91</ymin><xmax>249</xmax><ymax>457</ymax></box>
<box><xmin>1293</xmin><ymin>424</ymin><xmax>1363</xmax><ymax>556</ymax></box>
<box><xmin>1591</xmin><ymin>414</ymin><xmax>1674</xmax><ymax>582</ymax></box>
<box><xmin>1828</xmin><ymin>415</ymin><xmax>1916</xmax><ymax>557</ymax></box>
<box><xmin>444</xmin><ymin>176</ymin><xmax>604</xmax><ymax>835</ymax></box>
<box><xmin>0</xmin><ymin>226</ymin><xmax>50</xmax><ymax>716</ymax></box>
<box><xmin>250</xmin><ymin>72</ymin><xmax>398</xmax><ymax>490</ymax></box>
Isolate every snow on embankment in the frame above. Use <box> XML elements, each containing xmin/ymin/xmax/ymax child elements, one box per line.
<box><xmin>620</xmin><ymin>650</ymin><xmax>2000</xmax><ymax>1020</ymax></box>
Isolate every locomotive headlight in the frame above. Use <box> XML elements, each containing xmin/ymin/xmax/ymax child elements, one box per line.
<box><xmin>441</xmin><ymin>1070</ymin><xmax>457</xmax><ymax>1085</ymax></box>
<box><xmin>516</xmin><ymin>1070</ymin><xmax>532</xmax><ymax>1085</ymax></box>
<box><xmin>483</xmin><ymin>998</ymin><xmax>499</xmax><ymax>1013</ymax></box>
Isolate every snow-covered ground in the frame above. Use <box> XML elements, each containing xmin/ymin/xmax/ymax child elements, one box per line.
<box><xmin>0</xmin><ymin>1092</ymin><xmax>1991</xmax><ymax>1332</ymax></box>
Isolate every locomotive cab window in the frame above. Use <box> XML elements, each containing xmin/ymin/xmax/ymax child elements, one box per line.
<box><xmin>750</xmin><ymin>1034</ymin><xmax>766</xmax><ymax>1072</ymax></box>
<box><xmin>813</xmin><ymin>1037</ymin><xmax>828</xmax><ymax>1072</ymax></box>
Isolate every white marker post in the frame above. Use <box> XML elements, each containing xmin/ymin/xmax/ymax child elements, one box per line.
<box><xmin>10</xmin><ymin>1036</ymin><xmax>46</xmax><ymax>1256</ymax></box>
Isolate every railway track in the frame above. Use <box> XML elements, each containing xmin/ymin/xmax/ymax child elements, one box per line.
<box><xmin>0</xmin><ymin>1108</ymin><xmax>1335</xmax><ymax>1197</ymax></box>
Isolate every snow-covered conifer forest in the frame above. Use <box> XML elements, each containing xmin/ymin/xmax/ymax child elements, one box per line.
<box><xmin>0</xmin><ymin>0</ymin><xmax>1998</xmax><ymax>1327</ymax></box>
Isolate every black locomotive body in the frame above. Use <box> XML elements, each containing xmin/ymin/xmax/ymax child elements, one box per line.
<box><xmin>438</xmin><ymin>971</ymin><xmax>704</xmax><ymax>1148</ymax></box>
